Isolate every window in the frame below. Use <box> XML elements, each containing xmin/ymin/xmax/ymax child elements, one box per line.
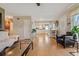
<box><xmin>72</xmin><ymin>14</ymin><xmax>79</xmax><ymax>26</ymax></box>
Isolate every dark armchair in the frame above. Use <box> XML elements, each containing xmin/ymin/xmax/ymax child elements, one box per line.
<box><xmin>56</xmin><ymin>32</ymin><xmax>76</xmax><ymax>48</ymax></box>
<box><xmin>64</xmin><ymin>35</ymin><xmax>75</xmax><ymax>48</ymax></box>
<box><xmin>56</xmin><ymin>35</ymin><xmax>65</xmax><ymax>48</ymax></box>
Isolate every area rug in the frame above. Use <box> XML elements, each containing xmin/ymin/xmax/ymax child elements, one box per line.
<box><xmin>69</xmin><ymin>52</ymin><xmax>79</xmax><ymax>56</ymax></box>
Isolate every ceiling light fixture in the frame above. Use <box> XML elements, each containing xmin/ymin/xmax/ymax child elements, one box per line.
<box><xmin>36</xmin><ymin>3</ymin><xmax>40</xmax><ymax>6</ymax></box>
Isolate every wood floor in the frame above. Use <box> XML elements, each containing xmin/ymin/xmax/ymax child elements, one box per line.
<box><xmin>27</xmin><ymin>33</ymin><xmax>75</xmax><ymax>56</ymax></box>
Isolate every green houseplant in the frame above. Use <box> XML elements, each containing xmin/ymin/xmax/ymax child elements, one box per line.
<box><xmin>71</xmin><ymin>26</ymin><xmax>79</xmax><ymax>41</ymax></box>
<box><xmin>32</xmin><ymin>29</ymin><xmax>36</xmax><ymax>33</ymax></box>
<box><xmin>31</xmin><ymin>28</ymin><xmax>37</xmax><ymax>38</ymax></box>
<box><xmin>72</xmin><ymin>26</ymin><xmax>79</xmax><ymax>33</ymax></box>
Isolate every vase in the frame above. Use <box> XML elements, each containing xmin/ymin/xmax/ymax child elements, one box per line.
<box><xmin>75</xmin><ymin>33</ymin><xmax>79</xmax><ymax>41</ymax></box>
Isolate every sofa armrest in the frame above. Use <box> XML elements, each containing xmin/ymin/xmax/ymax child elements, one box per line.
<box><xmin>9</xmin><ymin>35</ymin><xmax>19</xmax><ymax>41</ymax></box>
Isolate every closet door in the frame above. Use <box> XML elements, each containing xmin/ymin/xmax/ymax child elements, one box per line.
<box><xmin>13</xmin><ymin>17</ymin><xmax>25</xmax><ymax>40</ymax></box>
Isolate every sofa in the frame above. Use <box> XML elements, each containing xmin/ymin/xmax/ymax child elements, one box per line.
<box><xmin>0</xmin><ymin>31</ymin><xmax>19</xmax><ymax>53</ymax></box>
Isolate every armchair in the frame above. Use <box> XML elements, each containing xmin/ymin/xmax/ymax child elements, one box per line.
<box><xmin>64</xmin><ymin>35</ymin><xmax>75</xmax><ymax>48</ymax></box>
<box><xmin>56</xmin><ymin>35</ymin><xmax>64</xmax><ymax>48</ymax></box>
<box><xmin>56</xmin><ymin>32</ymin><xmax>76</xmax><ymax>48</ymax></box>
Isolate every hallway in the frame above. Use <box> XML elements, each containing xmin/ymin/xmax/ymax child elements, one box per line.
<box><xmin>27</xmin><ymin>33</ymin><xmax>75</xmax><ymax>56</ymax></box>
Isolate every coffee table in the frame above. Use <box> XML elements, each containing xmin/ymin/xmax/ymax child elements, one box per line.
<box><xmin>4</xmin><ymin>39</ymin><xmax>33</xmax><ymax>56</ymax></box>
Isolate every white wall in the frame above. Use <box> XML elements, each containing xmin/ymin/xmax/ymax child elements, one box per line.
<box><xmin>13</xmin><ymin>16</ymin><xmax>32</xmax><ymax>40</ymax></box>
<box><xmin>58</xmin><ymin>15</ymin><xmax>67</xmax><ymax>35</ymax></box>
<box><xmin>58</xmin><ymin>6</ymin><xmax>79</xmax><ymax>35</ymax></box>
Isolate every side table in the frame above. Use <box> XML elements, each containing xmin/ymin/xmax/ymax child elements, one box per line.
<box><xmin>70</xmin><ymin>41</ymin><xmax>79</xmax><ymax>56</ymax></box>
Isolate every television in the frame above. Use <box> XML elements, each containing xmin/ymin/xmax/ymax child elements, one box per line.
<box><xmin>0</xmin><ymin>7</ymin><xmax>5</xmax><ymax>31</ymax></box>
<box><xmin>0</xmin><ymin>13</ymin><xmax>2</xmax><ymax>28</ymax></box>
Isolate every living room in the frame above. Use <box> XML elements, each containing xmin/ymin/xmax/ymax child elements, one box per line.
<box><xmin>0</xmin><ymin>3</ymin><xmax>79</xmax><ymax>56</ymax></box>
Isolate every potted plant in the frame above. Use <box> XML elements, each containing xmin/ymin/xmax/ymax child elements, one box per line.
<box><xmin>32</xmin><ymin>28</ymin><xmax>36</xmax><ymax>37</ymax></box>
<box><xmin>71</xmin><ymin>26</ymin><xmax>79</xmax><ymax>41</ymax></box>
<box><xmin>32</xmin><ymin>29</ymin><xmax>36</xmax><ymax>33</ymax></box>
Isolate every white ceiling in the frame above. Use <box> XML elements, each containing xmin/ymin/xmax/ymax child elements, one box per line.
<box><xmin>0</xmin><ymin>3</ymin><xmax>75</xmax><ymax>21</ymax></box>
